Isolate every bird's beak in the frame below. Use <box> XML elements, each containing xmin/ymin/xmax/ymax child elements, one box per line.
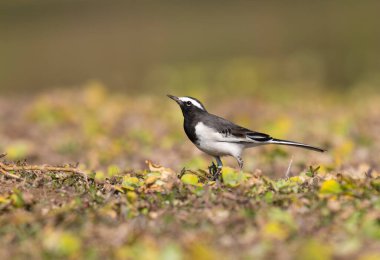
<box><xmin>167</xmin><ymin>94</ymin><xmax>181</xmax><ymax>105</ymax></box>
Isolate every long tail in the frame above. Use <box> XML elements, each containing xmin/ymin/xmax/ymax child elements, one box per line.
<box><xmin>269</xmin><ymin>138</ymin><xmax>326</xmax><ymax>152</ymax></box>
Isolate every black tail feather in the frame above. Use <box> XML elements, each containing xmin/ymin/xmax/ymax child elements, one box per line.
<box><xmin>270</xmin><ymin>138</ymin><xmax>326</xmax><ymax>153</ymax></box>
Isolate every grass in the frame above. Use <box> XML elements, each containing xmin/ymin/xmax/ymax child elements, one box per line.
<box><xmin>0</xmin><ymin>83</ymin><xmax>379</xmax><ymax>259</ymax></box>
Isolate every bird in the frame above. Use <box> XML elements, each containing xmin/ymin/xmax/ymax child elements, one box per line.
<box><xmin>167</xmin><ymin>95</ymin><xmax>325</xmax><ymax>179</ymax></box>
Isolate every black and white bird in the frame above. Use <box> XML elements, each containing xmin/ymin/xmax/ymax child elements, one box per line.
<box><xmin>168</xmin><ymin>95</ymin><xmax>325</xmax><ymax>179</ymax></box>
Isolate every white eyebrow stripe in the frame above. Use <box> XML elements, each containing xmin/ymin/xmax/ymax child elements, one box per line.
<box><xmin>178</xmin><ymin>97</ymin><xmax>205</xmax><ymax>110</ymax></box>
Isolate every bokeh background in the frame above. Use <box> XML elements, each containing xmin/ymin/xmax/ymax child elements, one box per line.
<box><xmin>1</xmin><ymin>0</ymin><xmax>379</xmax><ymax>173</ymax></box>
<box><xmin>1</xmin><ymin>0</ymin><xmax>380</xmax><ymax>95</ymax></box>
<box><xmin>1</xmin><ymin>1</ymin><xmax>380</xmax><ymax>259</ymax></box>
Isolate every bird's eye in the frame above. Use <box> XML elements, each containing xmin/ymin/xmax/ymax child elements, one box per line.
<box><xmin>186</xmin><ymin>101</ymin><xmax>192</xmax><ymax>106</ymax></box>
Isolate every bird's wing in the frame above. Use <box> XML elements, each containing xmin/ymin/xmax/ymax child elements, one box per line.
<box><xmin>223</xmin><ymin>126</ymin><xmax>273</xmax><ymax>143</ymax></box>
<box><xmin>204</xmin><ymin>113</ymin><xmax>273</xmax><ymax>143</ymax></box>
<box><xmin>203</xmin><ymin>113</ymin><xmax>325</xmax><ymax>152</ymax></box>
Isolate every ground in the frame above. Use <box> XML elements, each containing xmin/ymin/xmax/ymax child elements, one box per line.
<box><xmin>0</xmin><ymin>84</ymin><xmax>379</xmax><ymax>259</ymax></box>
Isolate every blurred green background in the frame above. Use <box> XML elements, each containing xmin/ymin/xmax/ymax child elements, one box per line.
<box><xmin>1</xmin><ymin>0</ymin><xmax>379</xmax><ymax>96</ymax></box>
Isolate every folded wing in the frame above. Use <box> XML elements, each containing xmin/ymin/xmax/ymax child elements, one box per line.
<box><xmin>205</xmin><ymin>113</ymin><xmax>325</xmax><ymax>152</ymax></box>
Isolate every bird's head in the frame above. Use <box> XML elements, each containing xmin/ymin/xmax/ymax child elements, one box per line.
<box><xmin>167</xmin><ymin>95</ymin><xmax>207</xmax><ymax>115</ymax></box>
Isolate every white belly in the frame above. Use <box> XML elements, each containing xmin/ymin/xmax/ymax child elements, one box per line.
<box><xmin>196</xmin><ymin>141</ymin><xmax>244</xmax><ymax>157</ymax></box>
<box><xmin>194</xmin><ymin>122</ymin><xmax>245</xmax><ymax>157</ymax></box>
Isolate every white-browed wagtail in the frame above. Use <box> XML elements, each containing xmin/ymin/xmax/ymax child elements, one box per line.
<box><xmin>168</xmin><ymin>95</ymin><xmax>325</xmax><ymax>179</ymax></box>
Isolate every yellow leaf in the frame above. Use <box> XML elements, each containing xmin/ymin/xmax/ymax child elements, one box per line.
<box><xmin>113</xmin><ymin>186</ymin><xmax>124</xmax><ymax>193</ymax></box>
<box><xmin>95</xmin><ymin>171</ymin><xmax>106</xmax><ymax>181</ymax></box>
<box><xmin>83</xmin><ymin>80</ymin><xmax>107</xmax><ymax>107</ymax></box>
<box><xmin>359</xmin><ymin>253</ymin><xmax>380</xmax><ymax>260</ymax></box>
<box><xmin>43</xmin><ymin>230</ymin><xmax>81</xmax><ymax>257</ymax></box>
<box><xmin>262</xmin><ymin>221</ymin><xmax>288</xmax><ymax>240</ymax></box>
<box><xmin>334</xmin><ymin>140</ymin><xmax>354</xmax><ymax>166</ymax></box>
<box><xmin>0</xmin><ymin>196</ymin><xmax>10</xmax><ymax>204</ymax></box>
<box><xmin>145</xmin><ymin>175</ymin><xmax>159</xmax><ymax>185</ymax></box>
<box><xmin>189</xmin><ymin>242</ymin><xmax>220</xmax><ymax>260</ymax></box>
<box><xmin>320</xmin><ymin>179</ymin><xmax>342</xmax><ymax>195</ymax></box>
<box><xmin>181</xmin><ymin>173</ymin><xmax>199</xmax><ymax>185</ymax></box>
<box><xmin>145</xmin><ymin>160</ymin><xmax>176</xmax><ymax>179</ymax></box>
<box><xmin>289</xmin><ymin>176</ymin><xmax>303</xmax><ymax>184</ymax></box>
<box><xmin>6</xmin><ymin>142</ymin><xmax>31</xmax><ymax>160</ymax></box>
<box><xmin>107</xmin><ymin>165</ymin><xmax>120</xmax><ymax>176</ymax></box>
<box><xmin>296</xmin><ymin>240</ymin><xmax>332</xmax><ymax>260</ymax></box>
<box><xmin>126</xmin><ymin>191</ymin><xmax>138</xmax><ymax>202</ymax></box>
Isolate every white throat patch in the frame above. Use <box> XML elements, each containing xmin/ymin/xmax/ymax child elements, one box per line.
<box><xmin>178</xmin><ymin>97</ymin><xmax>205</xmax><ymax>110</ymax></box>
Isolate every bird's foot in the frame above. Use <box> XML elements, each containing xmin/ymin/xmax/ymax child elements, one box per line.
<box><xmin>208</xmin><ymin>162</ymin><xmax>217</xmax><ymax>175</ymax></box>
<box><xmin>212</xmin><ymin>167</ymin><xmax>222</xmax><ymax>181</ymax></box>
<box><xmin>208</xmin><ymin>162</ymin><xmax>222</xmax><ymax>181</ymax></box>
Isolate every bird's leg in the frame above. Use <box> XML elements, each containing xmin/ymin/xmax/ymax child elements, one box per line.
<box><xmin>212</xmin><ymin>156</ymin><xmax>223</xmax><ymax>181</ymax></box>
<box><xmin>208</xmin><ymin>161</ymin><xmax>217</xmax><ymax>176</ymax></box>
<box><xmin>236</xmin><ymin>156</ymin><xmax>244</xmax><ymax>170</ymax></box>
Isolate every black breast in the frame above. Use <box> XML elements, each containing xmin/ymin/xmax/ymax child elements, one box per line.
<box><xmin>183</xmin><ymin>117</ymin><xmax>198</xmax><ymax>144</ymax></box>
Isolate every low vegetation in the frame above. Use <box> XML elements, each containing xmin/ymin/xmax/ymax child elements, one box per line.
<box><xmin>0</xmin><ymin>83</ymin><xmax>379</xmax><ymax>259</ymax></box>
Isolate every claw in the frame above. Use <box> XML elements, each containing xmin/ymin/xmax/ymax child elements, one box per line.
<box><xmin>208</xmin><ymin>162</ymin><xmax>217</xmax><ymax>175</ymax></box>
<box><xmin>212</xmin><ymin>168</ymin><xmax>222</xmax><ymax>181</ymax></box>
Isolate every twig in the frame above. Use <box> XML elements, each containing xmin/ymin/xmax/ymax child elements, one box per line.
<box><xmin>0</xmin><ymin>162</ymin><xmax>90</xmax><ymax>188</ymax></box>
<box><xmin>186</xmin><ymin>169</ymin><xmax>208</xmax><ymax>181</ymax></box>
<box><xmin>365</xmin><ymin>168</ymin><xmax>373</xmax><ymax>178</ymax></box>
<box><xmin>285</xmin><ymin>156</ymin><xmax>293</xmax><ymax>179</ymax></box>
<box><xmin>0</xmin><ymin>153</ymin><xmax>7</xmax><ymax>159</ymax></box>
<box><xmin>0</xmin><ymin>168</ymin><xmax>22</xmax><ymax>180</ymax></box>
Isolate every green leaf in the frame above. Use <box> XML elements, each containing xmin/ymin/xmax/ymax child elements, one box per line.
<box><xmin>371</xmin><ymin>179</ymin><xmax>380</xmax><ymax>192</ymax></box>
<box><xmin>264</xmin><ymin>191</ymin><xmax>274</xmax><ymax>204</ymax></box>
<box><xmin>122</xmin><ymin>176</ymin><xmax>141</xmax><ymax>190</ymax></box>
<box><xmin>306</xmin><ymin>165</ymin><xmax>320</xmax><ymax>177</ymax></box>
<box><xmin>10</xmin><ymin>189</ymin><xmax>24</xmax><ymax>208</ymax></box>
<box><xmin>222</xmin><ymin>167</ymin><xmax>246</xmax><ymax>187</ymax></box>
